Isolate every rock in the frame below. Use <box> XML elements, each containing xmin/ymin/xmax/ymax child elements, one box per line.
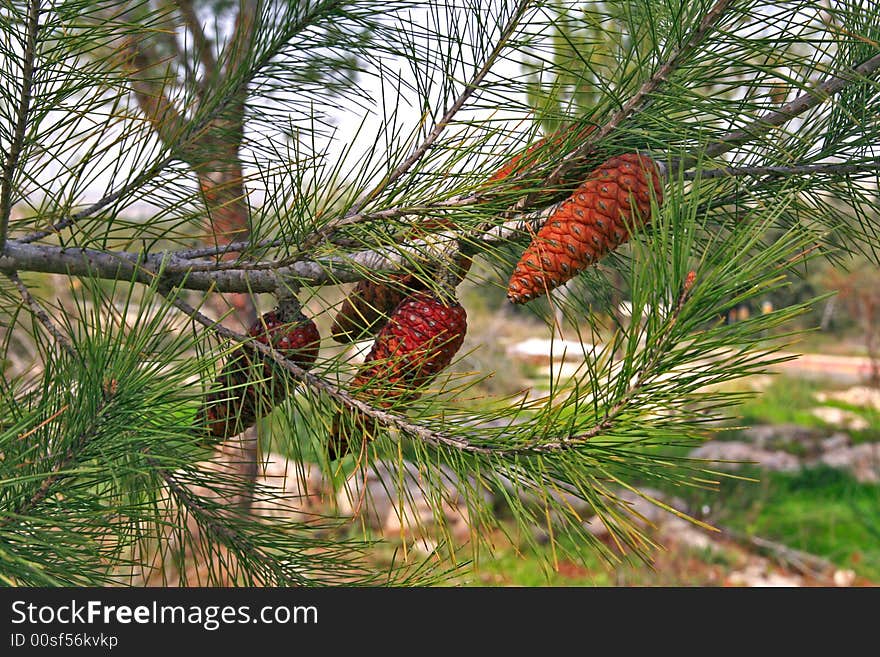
<box><xmin>725</xmin><ymin>562</ymin><xmax>803</xmax><ymax>587</ymax></box>
<box><xmin>740</xmin><ymin>424</ymin><xmax>821</xmax><ymax>449</ymax></box>
<box><xmin>335</xmin><ymin>460</ymin><xmax>488</xmax><ymax>541</ymax></box>
<box><xmin>689</xmin><ymin>441</ymin><xmax>801</xmax><ymax>472</ymax></box>
<box><xmin>820</xmin><ymin>432</ymin><xmax>851</xmax><ymax>453</ymax></box>
<box><xmin>810</xmin><ymin>406</ymin><xmax>869</xmax><ymax>431</ymax></box>
<box><xmin>506</xmin><ymin>337</ymin><xmax>594</xmax><ymax>364</ymax></box>
<box><xmin>833</xmin><ymin>569</ymin><xmax>856</xmax><ymax>587</ymax></box>
<box><xmin>660</xmin><ymin>516</ymin><xmax>717</xmax><ymax>552</ymax></box>
<box><xmin>493</xmin><ymin>474</ymin><xmax>596</xmax><ymax>516</ymax></box>
<box><xmin>583</xmin><ymin>488</ymin><xmax>691</xmax><ymax>538</ymax></box>
<box><xmin>815</xmin><ymin>386</ymin><xmax>880</xmax><ymax>411</ymax></box>
<box><xmin>818</xmin><ymin>443</ymin><xmax>880</xmax><ymax>483</ymax></box>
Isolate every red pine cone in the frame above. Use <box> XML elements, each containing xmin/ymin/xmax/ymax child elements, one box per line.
<box><xmin>506</xmin><ymin>152</ymin><xmax>664</xmax><ymax>304</ymax></box>
<box><xmin>330</xmin><ymin>217</ymin><xmax>472</xmax><ymax>344</ymax></box>
<box><xmin>330</xmin><ymin>274</ymin><xmax>420</xmax><ymax>343</ymax></box>
<box><xmin>328</xmin><ymin>290</ymin><xmax>467</xmax><ymax>460</ymax></box>
<box><xmin>201</xmin><ymin>298</ymin><xmax>320</xmax><ymax>439</ymax></box>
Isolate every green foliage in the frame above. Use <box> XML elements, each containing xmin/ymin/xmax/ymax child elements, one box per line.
<box><xmin>1</xmin><ymin>0</ymin><xmax>879</xmax><ymax>586</ymax></box>
<box><xmin>681</xmin><ymin>466</ymin><xmax>880</xmax><ymax>581</ymax></box>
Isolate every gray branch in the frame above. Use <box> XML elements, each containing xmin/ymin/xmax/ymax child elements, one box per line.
<box><xmin>681</xmin><ymin>158</ymin><xmax>880</xmax><ymax>180</ymax></box>
<box><xmin>1</xmin><ymin>206</ymin><xmax>554</xmax><ymax>292</ymax></box>
<box><xmin>691</xmin><ymin>51</ymin><xmax>880</xmax><ymax>166</ymax></box>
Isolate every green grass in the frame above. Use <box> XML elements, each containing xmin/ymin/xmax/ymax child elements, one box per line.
<box><xmin>733</xmin><ymin>376</ymin><xmax>828</xmax><ymax>428</ymax></box>
<box><xmin>668</xmin><ymin>466</ymin><xmax>880</xmax><ymax>581</ymax></box>
<box><xmin>718</xmin><ymin>375</ymin><xmax>880</xmax><ymax>444</ymax></box>
<box><xmin>463</xmin><ymin>538</ymin><xmax>612</xmax><ymax>586</ymax></box>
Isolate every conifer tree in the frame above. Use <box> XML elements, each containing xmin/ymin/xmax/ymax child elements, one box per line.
<box><xmin>0</xmin><ymin>0</ymin><xmax>878</xmax><ymax>585</ymax></box>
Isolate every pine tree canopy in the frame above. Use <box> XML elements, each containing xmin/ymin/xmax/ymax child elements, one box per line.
<box><xmin>0</xmin><ymin>0</ymin><xmax>878</xmax><ymax>586</ymax></box>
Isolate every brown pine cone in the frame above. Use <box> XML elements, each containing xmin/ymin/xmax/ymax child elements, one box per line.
<box><xmin>200</xmin><ymin>297</ymin><xmax>320</xmax><ymax>440</ymax></box>
<box><xmin>330</xmin><ymin>274</ymin><xmax>421</xmax><ymax>344</ymax></box>
<box><xmin>330</xmin><ymin>217</ymin><xmax>472</xmax><ymax>344</ymax></box>
<box><xmin>328</xmin><ymin>290</ymin><xmax>467</xmax><ymax>460</ymax></box>
<box><xmin>507</xmin><ymin>152</ymin><xmax>664</xmax><ymax>304</ymax></box>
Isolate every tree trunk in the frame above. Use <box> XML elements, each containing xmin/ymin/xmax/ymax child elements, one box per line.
<box><xmin>195</xmin><ymin>135</ymin><xmax>261</xmax><ymax>511</ymax></box>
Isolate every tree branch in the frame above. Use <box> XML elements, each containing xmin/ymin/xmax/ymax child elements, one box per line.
<box><xmin>222</xmin><ymin>0</ymin><xmax>261</xmax><ymax>78</ymax></box>
<box><xmin>0</xmin><ymin>201</ymin><xmax>555</xmax><ymax>293</ymax></box>
<box><xmin>173</xmin><ymin>0</ymin><xmax>218</xmax><ymax>92</ymax></box>
<box><xmin>165</xmin><ymin>292</ymin><xmax>495</xmax><ymax>455</ymax></box>
<box><xmin>508</xmin><ymin>0</ymin><xmax>736</xmax><ymax>215</ymax></box>
<box><xmin>0</xmin><ymin>240</ymin><xmax>406</xmax><ymax>291</ymax></box>
<box><xmin>681</xmin><ymin>158</ymin><xmax>880</xmax><ymax>180</ymax></box>
<box><xmin>0</xmin><ymin>0</ymin><xmax>41</xmax><ymax>252</ymax></box>
<box><xmin>5</xmin><ymin>272</ymin><xmax>75</xmax><ymax>357</ymax></box>
<box><xmin>119</xmin><ymin>36</ymin><xmax>193</xmax><ymax>158</ymax></box>
<box><xmin>165</xmin><ymin>270</ymin><xmax>700</xmax><ymax>460</ymax></box>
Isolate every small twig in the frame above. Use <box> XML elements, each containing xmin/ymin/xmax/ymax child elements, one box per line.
<box><xmin>342</xmin><ymin>0</ymin><xmax>533</xmax><ymax>219</ymax></box>
<box><xmin>165</xmin><ymin>291</ymin><xmax>495</xmax><ymax>455</ymax></box>
<box><xmin>5</xmin><ymin>272</ymin><xmax>75</xmax><ymax>357</ymax></box>
<box><xmin>0</xmin><ymin>0</ymin><xmax>41</xmax><ymax>252</ymax></box>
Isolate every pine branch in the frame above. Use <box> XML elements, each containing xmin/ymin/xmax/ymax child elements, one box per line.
<box><xmin>7</xmin><ymin>403</ymin><xmax>100</xmax><ymax>520</ymax></box>
<box><xmin>0</xmin><ymin>239</ymin><xmax>410</xmax><ymax>291</ymax></box>
<box><xmin>164</xmin><ymin>292</ymin><xmax>492</xmax><ymax>454</ymax></box>
<box><xmin>510</xmin><ymin>0</ymin><xmax>737</xmax><ymax>214</ymax></box>
<box><xmin>682</xmin><ymin>158</ymin><xmax>880</xmax><ymax>180</ymax></box>
<box><xmin>343</xmin><ymin>0</ymin><xmax>533</xmax><ymax>219</ymax></box>
<box><xmin>16</xmin><ymin>0</ymin><xmax>339</xmax><ymax>247</ymax></box>
<box><xmin>516</xmin><ymin>272</ymin><xmax>697</xmax><ymax>454</ymax></box>
<box><xmin>683</xmin><ymin>50</ymin><xmax>880</xmax><ymax>168</ymax></box>
<box><xmin>0</xmin><ymin>0</ymin><xmax>41</xmax><ymax>252</ymax></box>
<box><xmin>165</xmin><ymin>273</ymin><xmax>696</xmax><ymax>459</ymax></box>
<box><xmin>153</xmin><ymin>463</ymin><xmax>289</xmax><ymax>586</ymax></box>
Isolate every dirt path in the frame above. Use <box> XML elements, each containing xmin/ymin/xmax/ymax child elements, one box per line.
<box><xmin>773</xmin><ymin>352</ymin><xmax>876</xmax><ymax>384</ymax></box>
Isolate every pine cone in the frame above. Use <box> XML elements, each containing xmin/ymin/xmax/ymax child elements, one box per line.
<box><xmin>328</xmin><ymin>290</ymin><xmax>467</xmax><ymax>460</ymax></box>
<box><xmin>200</xmin><ymin>298</ymin><xmax>320</xmax><ymax>440</ymax></box>
<box><xmin>507</xmin><ymin>152</ymin><xmax>664</xmax><ymax>304</ymax></box>
<box><xmin>330</xmin><ymin>217</ymin><xmax>472</xmax><ymax>344</ymax></box>
<box><xmin>487</xmin><ymin>123</ymin><xmax>596</xmax><ymax>187</ymax></box>
<box><xmin>330</xmin><ymin>274</ymin><xmax>421</xmax><ymax>343</ymax></box>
